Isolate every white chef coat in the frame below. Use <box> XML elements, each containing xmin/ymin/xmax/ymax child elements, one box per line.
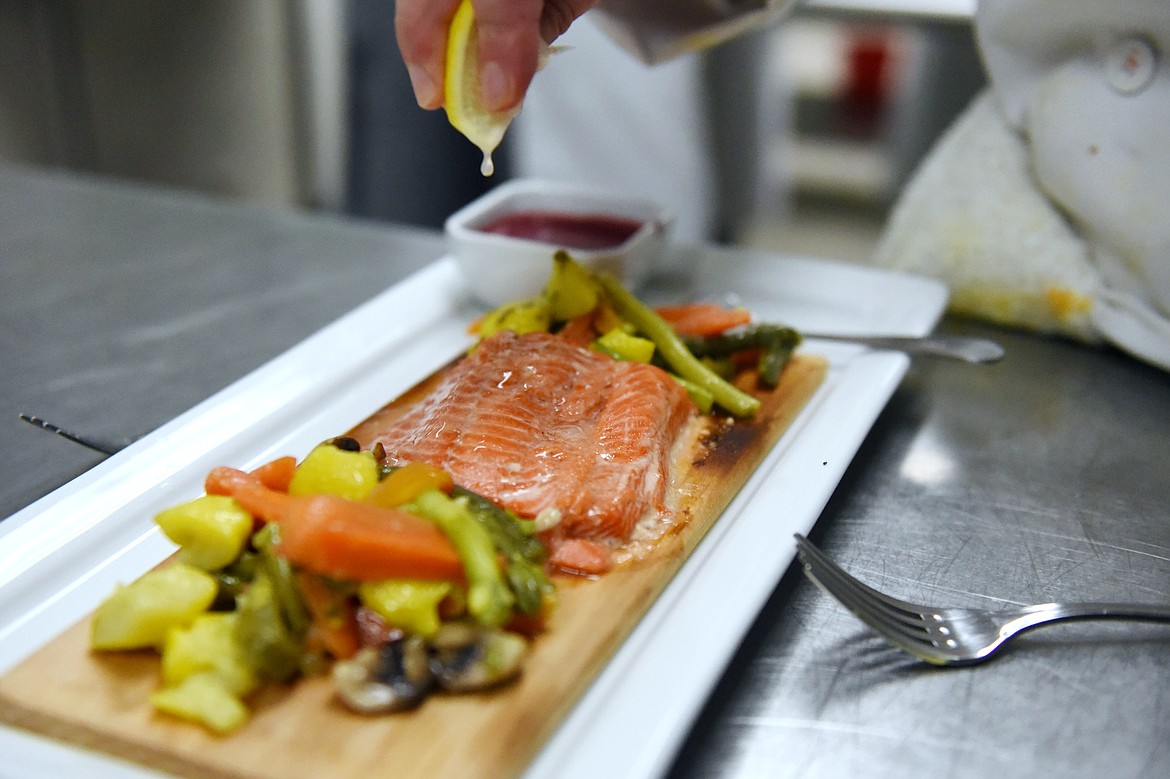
<box><xmin>878</xmin><ymin>0</ymin><xmax>1170</xmax><ymax>371</ymax></box>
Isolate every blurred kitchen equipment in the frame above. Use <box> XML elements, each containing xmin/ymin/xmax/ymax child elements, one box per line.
<box><xmin>593</xmin><ymin>0</ymin><xmax>799</xmax><ymax>64</ymax></box>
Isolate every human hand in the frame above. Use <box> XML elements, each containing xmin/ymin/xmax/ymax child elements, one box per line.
<box><xmin>396</xmin><ymin>0</ymin><xmax>598</xmax><ymax>112</ymax></box>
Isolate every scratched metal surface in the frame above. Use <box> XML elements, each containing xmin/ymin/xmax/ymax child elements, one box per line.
<box><xmin>2</xmin><ymin>165</ymin><xmax>1168</xmax><ymax>778</ymax></box>
<box><xmin>668</xmin><ymin>319</ymin><xmax>1170</xmax><ymax>778</ymax></box>
<box><xmin>0</xmin><ymin>164</ymin><xmax>444</xmax><ymax>517</ymax></box>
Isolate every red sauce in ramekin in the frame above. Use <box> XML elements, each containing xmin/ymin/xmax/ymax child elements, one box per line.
<box><xmin>477</xmin><ymin>210</ymin><xmax>643</xmax><ymax>250</ymax></box>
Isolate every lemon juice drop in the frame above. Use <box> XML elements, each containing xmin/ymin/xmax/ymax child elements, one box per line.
<box><xmin>443</xmin><ymin>0</ymin><xmax>518</xmax><ymax>177</ymax></box>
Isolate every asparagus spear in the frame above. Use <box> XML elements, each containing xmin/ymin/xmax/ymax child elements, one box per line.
<box><xmin>593</xmin><ymin>271</ymin><xmax>762</xmax><ymax>418</ymax></box>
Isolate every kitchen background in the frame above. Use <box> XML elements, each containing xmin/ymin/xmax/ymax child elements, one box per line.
<box><xmin>0</xmin><ymin>0</ymin><xmax>983</xmax><ymax>264</ymax></box>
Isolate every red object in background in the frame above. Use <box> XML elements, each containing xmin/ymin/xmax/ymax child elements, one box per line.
<box><xmin>843</xmin><ymin>29</ymin><xmax>895</xmax><ymax>137</ymax></box>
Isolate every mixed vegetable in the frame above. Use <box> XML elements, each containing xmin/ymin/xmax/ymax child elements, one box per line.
<box><xmin>91</xmin><ymin>441</ymin><xmax>552</xmax><ymax>734</ymax></box>
<box><xmin>88</xmin><ymin>253</ymin><xmax>804</xmax><ymax>735</ymax></box>
<box><xmin>472</xmin><ymin>251</ymin><xmax>802</xmax><ymax>418</ymax></box>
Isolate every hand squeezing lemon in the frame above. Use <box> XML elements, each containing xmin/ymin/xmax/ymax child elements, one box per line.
<box><xmin>444</xmin><ymin>0</ymin><xmax>520</xmax><ymax>176</ymax></box>
<box><xmin>444</xmin><ymin>0</ymin><xmax>562</xmax><ymax>176</ymax></box>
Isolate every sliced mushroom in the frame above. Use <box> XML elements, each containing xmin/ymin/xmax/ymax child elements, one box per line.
<box><xmin>332</xmin><ymin>635</ymin><xmax>433</xmax><ymax>713</ymax></box>
<box><xmin>429</xmin><ymin>623</ymin><xmax>529</xmax><ymax>693</ymax></box>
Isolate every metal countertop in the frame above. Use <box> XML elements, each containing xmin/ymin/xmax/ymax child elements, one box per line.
<box><xmin>2</xmin><ymin>165</ymin><xmax>1167</xmax><ymax>778</ymax></box>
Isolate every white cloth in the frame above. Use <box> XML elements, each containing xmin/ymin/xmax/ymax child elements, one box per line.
<box><xmin>510</xmin><ymin>16</ymin><xmax>719</xmax><ymax>245</ymax></box>
<box><xmin>876</xmin><ymin>0</ymin><xmax>1170</xmax><ymax>371</ymax></box>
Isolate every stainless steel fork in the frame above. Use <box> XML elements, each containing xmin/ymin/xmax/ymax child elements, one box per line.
<box><xmin>793</xmin><ymin>534</ymin><xmax>1170</xmax><ymax>666</ymax></box>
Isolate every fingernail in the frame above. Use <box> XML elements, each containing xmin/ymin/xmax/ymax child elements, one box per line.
<box><xmin>407</xmin><ymin>64</ymin><xmax>440</xmax><ymax>109</ymax></box>
<box><xmin>479</xmin><ymin>60</ymin><xmax>513</xmax><ymax>112</ymax></box>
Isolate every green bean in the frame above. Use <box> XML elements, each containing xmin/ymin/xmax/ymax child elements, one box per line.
<box><xmin>452</xmin><ymin>486</ymin><xmax>550</xmax><ymax>616</ymax></box>
<box><xmin>211</xmin><ymin>551</ymin><xmax>257</xmax><ymax>610</ymax></box>
<box><xmin>411</xmin><ymin>490</ymin><xmax>515</xmax><ymax>628</ymax></box>
<box><xmin>452</xmin><ymin>487</ymin><xmax>546</xmax><ymax>564</ymax></box>
<box><xmin>758</xmin><ymin>340</ymin><xmax>798</xmax><ymax>386</ymax></box>
<box><xmin>251</xmin><ymin>524</ymin><xmax>310</xmax><ymax>636</ymax></box>
<box><xmin>682</xmin><ymin>324</ymin><xmax>802</xmax><ymax>357</ymax></box>
<box><xmin>234</xmin><ymin>573</ymin><xmax>305</xmax><ymax>682</ymax></box>
<box><xmin>503</xmin><ymin>558</ymin><xmax>549</xmax><ymax>616</ymax></box>
<box><xmin>670</xmin><ymin>375</ymin><xmax>714</xmax><ymax>414</ymax></box>
<box><xmin>594</xmin><ymin>273</ymin><xmax>761</xmax><ymax>417</ymax></box>
<box><xmin>683</xmin><ymin>325</ymin><xmax>802</xmax><ymax>388</ymax></box>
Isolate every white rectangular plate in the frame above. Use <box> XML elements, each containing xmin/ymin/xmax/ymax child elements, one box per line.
<box><xmin>0</xmin><ymin>246</ymin><xmax>947</xmax><ymax>779</ymax></box>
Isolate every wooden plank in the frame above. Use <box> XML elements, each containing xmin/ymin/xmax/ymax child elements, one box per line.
<box><xmin>0</xmin><ymin>355</ymin><xmax>826</xmax><ymax>779</ymax></box>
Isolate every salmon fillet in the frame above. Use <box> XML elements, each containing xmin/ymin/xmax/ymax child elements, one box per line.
<box><xmin>368</xmin><ymin>330</ymin><xmax>695</xmax><ymax>543</ymax></box>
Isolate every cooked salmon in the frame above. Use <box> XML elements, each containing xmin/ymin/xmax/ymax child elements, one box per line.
<box><xmin>368</xmin><ymin>330</ymin><xmax>695</xmax><ymax>544</ymax></box>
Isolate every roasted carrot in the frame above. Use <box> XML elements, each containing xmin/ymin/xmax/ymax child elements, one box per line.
<box><xmin>654</xmin><ymin>303</ymin><xmax>752</xmax><ymax>337</ymax></box>
<box><xmin>207</xmin><ymin>467</ymin><xmax>464</xmax><ymax>582</ymax></box>
<box><xmin>205</xmin><ymin>458</ymin><xmax>296</xmax><ymax>495</ymax></box>
<box><xmin>205</xmin><ymin>465</ymin><xmax>260</xmax><ymax>497</ymax></box>
<box><xmin>556</xmin><ymin>313</ymin><xmax>597</xmax><ymax>345</ymax></box>
<box><xmin>250</xmin><ymin>456</ymin><xmax>297</xmax><ymax>493</ymax></box>
<box><xmin>295</xmin><ymin>571</ymin><xmax>361</xmax><ymax>659</ymax></box>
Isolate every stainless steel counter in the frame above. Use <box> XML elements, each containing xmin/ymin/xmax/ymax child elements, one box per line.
<box><xmin>668</xmin><ymin>313</ymin><xmax>1170</xmax><ymax>776</ymax></box>
<box><xmin>2</xmin><ymin>165</ymin><xmax>1168</xmax><ymax>778</ymax></box>
<box><xmin>1</xmin><ymin>165</ymin><xmax>442</xmax><ymax>516</ymax></box>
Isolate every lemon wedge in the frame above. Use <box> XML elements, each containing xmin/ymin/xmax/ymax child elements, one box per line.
<box><xmin>444</xmin><ymin>0</ymin><xmax>520</xmax><ymax>176</ymax></box>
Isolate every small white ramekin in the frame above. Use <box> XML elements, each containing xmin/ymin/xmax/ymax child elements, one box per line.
<box><xmin>445</xmin><ymin>179</ymin><xmax>673</xmax><ymax>307</ymax></box>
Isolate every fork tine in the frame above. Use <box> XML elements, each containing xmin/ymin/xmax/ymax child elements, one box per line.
<box><xmin>793</xmin><ymin>538</ymin><xmax>922</xmax><ymax>632</ymax></box>
<box><xmin>794</xmin><ymin>536</ymin><xmax>944</xmax><ymax>659</ymax></box>
<box><xmin>795</xmin><ymin>536</ymin><xmax>927</xmax><ymax>621</ymax></box>
<box><xmin>799</xmin><ymin>553</ymin><xmax>934</xmax><ymax>644</ymax></box>
<box><xmin>799</xmin><ymin>566</ymin><xmax>943</xmax><ymax>662</ymax></box>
